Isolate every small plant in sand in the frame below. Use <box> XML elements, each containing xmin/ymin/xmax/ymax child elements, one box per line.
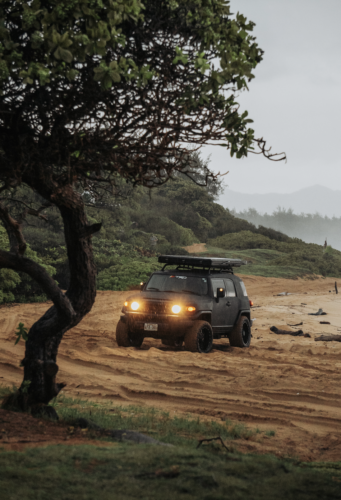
<box><xmin>14</xmin><ymin>323</ymin><xmax>29</xmax><ymax>345</ymax></box>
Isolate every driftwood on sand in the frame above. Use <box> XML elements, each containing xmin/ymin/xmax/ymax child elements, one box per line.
<box><xmin>308</xmin><ymin>308</ymin><xmax>327</xmax><ymax>316</ymax></box>
<box><xmin>315</xmin><ymin>335</ymin><xmax>341</xmax><ymax>342</ymax></box>
<box><xmin>270</xmin><ymin>326</ymin><xmax>311</xmax><ymax>338</ymax></box>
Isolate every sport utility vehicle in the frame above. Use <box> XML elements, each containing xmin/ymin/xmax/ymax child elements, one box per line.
<box><xmin>116</xmin><ymin>255</ymin><xmax>252</xmax><ymax>353</ymax></box>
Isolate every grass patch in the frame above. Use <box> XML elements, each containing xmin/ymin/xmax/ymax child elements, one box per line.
<box><xmin>194</xmin><ymin>246</ymin><xmax>317</xmax><ymax>279</ymax></box>
<box><xmin>1</xmin><ymin>443</ymin><xmax>341</xmax><ymax>499</ymax></box>
<box><xmin>1</xmin><ymin>390</ymin><xmax>341</xmax><ymax>499</ymax></box>
<box><xmin>51</xmin><ymin>394</ymin><xmax>254</xmax><ymax>447</ymax></box>
<box><xmin>207</xmin><ymin>231</ymin><xmax>341</xmax><ymax>279</ymax></box>
<box><xmin>0</xmin><ymin>387</ymin><xmax>262</xmax><ymax>446</ymax></box>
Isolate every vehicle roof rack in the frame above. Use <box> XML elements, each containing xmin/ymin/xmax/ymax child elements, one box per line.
<box><xmin>158</xmin><ymin>255</ymin><xmax>246</xmax><ymax>274</ymax></box>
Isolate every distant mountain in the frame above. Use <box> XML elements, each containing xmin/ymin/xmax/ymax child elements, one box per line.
<box><xmin>218</xmin><ymin>185</ymin><xmax>341</xmax><ymax>218</ymax></box>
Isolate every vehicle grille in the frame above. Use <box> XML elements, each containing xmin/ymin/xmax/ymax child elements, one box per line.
<box><xmin>142</xmin><ymin>300</ymin><xmax>170</xmax><ymax>315</ymax></box>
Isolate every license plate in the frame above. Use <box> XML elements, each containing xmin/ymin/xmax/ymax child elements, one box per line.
<box><xmin>144</xmin><ymin>323</ymin><xmax>158</xmax><ymax>331</ymax></box>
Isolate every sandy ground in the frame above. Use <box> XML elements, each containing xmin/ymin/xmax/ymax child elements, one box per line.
<box><xmin>1</xmin><ymin>276</ymin><xmax>341</xmax><ymax>461</ymax></box>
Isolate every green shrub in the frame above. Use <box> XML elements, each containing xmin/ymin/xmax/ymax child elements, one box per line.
<box><xmin>132</xmin><ymin>213</ymin><xmax>199</xmax><ymax>246</ymax></box>
<box><xmin>0</xmin><ymin>268</ymin><xmax>21</xmax><ymax>303</ymax></box>
<box><xmin>208</xmin><ymin>231</ymin><xmax>341</xmax><ymax>278</ymax></box>
<box><xmin>97</xmin><ymin>257</ymin><xmax>159</xmax><ymax>291</ymax></box>
<box><xmin>0</xmin><ymin>225</ymin><xmax>56</xmax><ymax>303</ymax></box>
<box><xmin>209</xmin><ymin>231</ymin><xmax>280</xmax><ymax>251</ymax></box>
<box><xmin>256</xmin><ymin>225</ymin><xmax>291</xmax><ymax>242</ymax></box>
<box><xmin>0</xmin><ymin>228</ymin><xmax>21</xmax><ymax>303</ymax></box>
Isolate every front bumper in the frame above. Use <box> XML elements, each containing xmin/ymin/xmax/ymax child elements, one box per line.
<box><xmin>123</xmin><ymin>312</ymin><xmax>193</xmax><ymax>338</ymax></box>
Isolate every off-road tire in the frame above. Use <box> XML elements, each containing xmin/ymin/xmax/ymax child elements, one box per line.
<box><xmin>184</xmin><ymin>321</ymin><xmax>213</xmax><ymax>353</ymax></box>
<box><xmin>229</xmin><ymin>316</ymin><xmax>251</xmax><ymax>348</ymax></box>
<box><xmin>116</xmin><ymin>320</ymin><xmax>143</xmax><ymax>348</ymax></box>
<box><xmin>161</xmin><ymin>337</ymin><xmax>183</xmax><ymax>348</ymax></box>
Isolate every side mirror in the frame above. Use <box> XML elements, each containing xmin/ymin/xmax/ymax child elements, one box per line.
<box><xmin>217</xmin><ymin>288</ymin><xmax>225</xmax><ymax>298</ymax></box>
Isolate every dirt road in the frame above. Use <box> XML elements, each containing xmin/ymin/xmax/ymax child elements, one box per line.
<box><xmin>1</xmin><ymin>276</ymin><xmax>341</xmax><ymax>461</ymax></box>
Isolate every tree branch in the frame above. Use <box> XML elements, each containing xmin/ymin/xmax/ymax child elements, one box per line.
<box><xmin>0</xmin><ymin>201</ymin><xmax>27</xmax><ymax>255</ymax></box>
<box><xmin>4</xmin><ymin>198</ymin><xmax>52</xmax><ymax>222</ymax></box>
<box><xmin>0</xmin><ymin>249</ymin><xmax>76</xmax><ymax>322</ymax></box>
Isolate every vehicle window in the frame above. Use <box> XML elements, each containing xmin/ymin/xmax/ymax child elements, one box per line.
<box><xmin>146</xmin><ymin>274</ymin><xmax>208</xmax><ymax>295</ymax></box>
<box><xmin>240</xmin><ymin>281</ymin><xmax>248</xmax><ymax>297</ymax></box>
<box><xmin>224</xmin><ymin>279</ymin><xmax>236</xmax><ymax>297</ymax></box>
<box><xmin>211</xmin><ymin>279</ymin><xmax>225</xmax><ymax>298</ymax></box>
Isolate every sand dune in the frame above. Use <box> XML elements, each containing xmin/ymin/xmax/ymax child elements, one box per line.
<box><xmin>1</xmin><ymin>277</ymin><xmax>341</xmax><ymax>461</ymax></box>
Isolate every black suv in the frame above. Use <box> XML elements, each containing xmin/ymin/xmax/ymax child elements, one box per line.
<box><xmin>116</xmin><ymin>255</ymin><xmax>252</xmax><ymax>353</ymax></box>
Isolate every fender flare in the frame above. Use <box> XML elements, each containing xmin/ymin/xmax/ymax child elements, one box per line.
<box><xmin>234</xmin><ymin>310</ymin><xmax>251</xmax><ymax>325</ymax></box>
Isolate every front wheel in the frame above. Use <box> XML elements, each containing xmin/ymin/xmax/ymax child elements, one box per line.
<box><xmin>229</xmin><ymin>316</ymin><xmax>251</xmax><ymax>348</ymax></box>
<box><xmin>116</xmin><ymin>320</ymin><xmax>143</xmax><ymax>348</ymax></box>
<box><xmin>184</xmin><ymin>321</ymin><xmax>213</xmax><ymax>353</ymax></box>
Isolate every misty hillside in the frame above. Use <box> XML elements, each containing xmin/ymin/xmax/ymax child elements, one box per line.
<box><xmin>233</xmin><ymin>208</ymin><xmax>341</xmax><ymax>251</ymax></box>
<box><xmin>219</xmin><ymin>185</ymin><xmax>341</xmax><ymax>218</ymax></box>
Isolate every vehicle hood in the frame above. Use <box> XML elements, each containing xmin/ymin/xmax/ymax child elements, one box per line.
<box><xmin>125</xmin><ymin>291</ymin><xmax>213</xmax><ymax>310</ymax></box>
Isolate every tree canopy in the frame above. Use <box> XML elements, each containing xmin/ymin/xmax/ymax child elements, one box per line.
<box><xmin>0</xmin><ymin>0</ymin><xmax>284</xmax><ymax>189</ymax></box>
<box><xmin>0</xmin><ymin>0</ymin><xmax>284</xmax><ymax>409</ymax></box>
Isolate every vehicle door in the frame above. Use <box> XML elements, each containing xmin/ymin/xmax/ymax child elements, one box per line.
<box><xmin>224</xmin><ymin>278</ymin><xmax>239</xmax><ymax>326</ymax></box>
<box><xmin>210</xmin><ymin>278</ymin><xmax>228</xmax><ymax>328</ymax></box>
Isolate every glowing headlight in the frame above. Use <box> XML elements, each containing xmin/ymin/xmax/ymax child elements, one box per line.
<box><xmin>131</xmin><ymin>302</ymin><xmax>140</xmax><ymax>311</ymax></box>
<box><xmin>172</xmin><ymin>305</ymin><xmax>181</xmax><ymax>314</ymax></box>
<box><xmin>186</xmin><ymin>306</ymin><xmax>196</xmax><ymax>312</ymax></box>
<box><xmin>124</xmin><ymin>301</ymin><xmax>128</xmax><ymax>307</ymax></box>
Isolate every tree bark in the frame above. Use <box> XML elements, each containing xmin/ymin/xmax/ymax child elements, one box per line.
<box><xmin>1</xmin><ymin>183</ymin><xmax>100</xmax><ymax>408</ymax></box>
<box><xmin>21</xmin><ymin>191</ymin><xmax>99</xmax><ymax>406</ymax></box>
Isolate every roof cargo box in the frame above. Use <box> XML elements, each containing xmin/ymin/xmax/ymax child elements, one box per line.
<box><xmin>158</xmin><ymin>255</ymin><xmax>246</xmax><ymax>269</ymax></box>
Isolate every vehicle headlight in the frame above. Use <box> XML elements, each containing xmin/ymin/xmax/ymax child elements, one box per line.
<box><xmin>186</xmin><ymin>306</ymin><xmax>196</xmax><ymax>312</ymax></box>
<box><xmin>131</xmin><ymin>302</ymin><xmax>140</xmax><ymax>311</ymax></box>
<box><xmin>172</xmin><ymin>305</ymin><xmax>181</xmax><ymax>314</ymax></box>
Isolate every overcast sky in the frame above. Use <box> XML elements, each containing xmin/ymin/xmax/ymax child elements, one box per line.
<box><xmin>203</xmin><ymin>0</ymin><xmax>341</xmax><ymax>194</ymax></box>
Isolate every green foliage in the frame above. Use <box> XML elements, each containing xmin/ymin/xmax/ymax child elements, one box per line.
<box><xmin>199</xmin><ymin>246</ymin><xmax>313</xmax><ymax>279</ymax></box>
<box><xmin>12</xmin><ymin>245</ymin><xmax>56</xmax><ymax>303</ymax></box>
<box><xmin>0</xmin><ymin>393</ymin><xmax>340</xmax><ymax>500</ymax></box>
<box><xmin>0</xmin><ymin>226</ymin><xmax>21</xmax><ymax>303</ymax></box>
<box><xmin>0</xmin><ymin>268</ymin><xmax>21</xmax><ymax>303</ymax></box>
<box><xmin>255</xmin><ymin>225</ymin><xmax>290</xmax><ymax>243</ymax></box>
<box><xmin>14</xmin><ymin>322</ymin><xmax>29</xmax><ymax>345</ymax></box>
<box><xmin>0</xmin><ymin>0</ymin><xmax>146</xmax><ymax>90</ymax></box>
<box><xmin>54</xmin><ymin>394</ymin><xmax>251</xmax><ymax>445</ymax></box>
<box><xmin>209</xmin><ymin>230</ymin><xmax>282</xmax><ymax>251</ymax></box>
<box><xmin>208</xmin><ymin>232</ymin><xmax>341</xmax><ymax>278</ymax></box>
<box><xmin>132</xmin><ymin>213</ymin><xmax>199</xmax><ymax>246</ymax></box>
<box><xmin>0</xmin><ymin>1</ymin><xmax>266</xmax><ymax>158</ymax></box>
<box><xmin>1</xmin><ymin>445</ymin><xmax>340</xmax><ymax>500</ymax></box>
<box><xmin>0</xmin><ymin>222</ymin><xmax>56</xmax><ymax>303</ymax></box>
<box><xmin>97</xmin><ymin>256</ymin><xmax>159</xmax><ymax>291</ymax></box>
<box><xmin>0</xmin><ymin>223</ymin><xmax>7</xmax><ymax>248</ymax></box>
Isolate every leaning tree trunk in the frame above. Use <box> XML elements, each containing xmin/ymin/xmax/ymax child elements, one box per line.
<box><xmin>0</xmin><ymin>177</ymin><xmax>102</xmax><ymax>410</ymax></box>
<box><xmin>19</xmin><ymin>188</ymin><xmax>100</xmax><ymax>408</ymax></box>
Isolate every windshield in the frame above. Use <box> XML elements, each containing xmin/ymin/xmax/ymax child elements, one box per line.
<box><xmin>146</xmin><ymin>274</ymin><xmax>208</xmax><ymax>296</ymax></box>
